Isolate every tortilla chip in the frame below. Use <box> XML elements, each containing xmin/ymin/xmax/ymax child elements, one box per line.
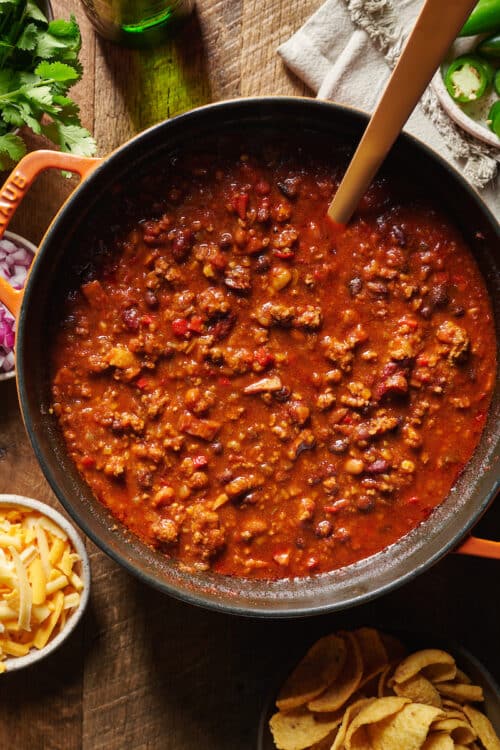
<box><xmin>276</xmin><ymin>634</ymin><xmax>347</xmax><ymax>711</ymax></box>
<box><xmin>455</xmin><ymin>668</ymin><xmax>472</xmax><ymax>684</ymax></box>
<box><xmin>379</xmin><ymin>632</ymin><xmax>407</xmax><ymax>664</ymax></box>
<box><xmin>366</xmin><ymin>702</ymin><xmax>443</xmax><ymax>750</ymax></box>
<box><xmin>354</xmin><ymin>627</ymin><xmax>389</xmax><ymax>686</ymax></box>
<box><xmin>344</xmin><ymin>697</ymin><xmax>410</xmax><ymax>749</ymax></box>
<box><xmin>437</xmin><ymin>682</ymin><xmax>484</xmax><ymax>703</ymax></box>
<box><xmin>462</xmin><ymin>704</ymin><xmax>500</xmax><ymax>750</ymax></box>
<box><xmin>309</xmin><ymin>734</ymin><xmax>340</xmax><ymax>750</ymax></box>
<box><xmin>331</xmin><ymin>699</ymin><xmax>375</xmax><ymax>750</ymax></box>
<box><xmin>421</xmin><ymin>731</ymin><xmax>454</xmax><ymax>750</ymax></box>
<box><xmin>442</xmin><ymin>698</ymin><xmax>464</xmax><ymax>711</ymax></box>
<box><xmin>431</xmin><ymin>717</ymin><xmax>477</xmax><ymax>745</ymax></box>
<box><xmin>378</xmin><ymin>665</ymin><xmax>394</xmax><ymax>698</ymax></box>
<box><xmin>392</xmin><ymin>649</ymin><xmax>456</xmax><ymax>685</ymax></box>
<box><xmin>393</xmin><ymin>673</ymin><xmax>442</xmax><ymax>707</ymax></box>
<box><xmin>269</xmin><ymin>707</ymin><xmax>342</xmax><ymax>750</ymax></box>
<box><xmin>308</xmin><ymin>632</ymin><xmax>363</xmax><ymax>713</ymax></box>
<box><xmin>424</xmin><ymin>663</ymin><xmax>457</xmax><ymax>683</ymax></box>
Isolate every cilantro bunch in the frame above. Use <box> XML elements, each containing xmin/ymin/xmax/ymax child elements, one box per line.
<box><xmin>0</xmin><ymin>0</ymin><xmax>96</xmax><ymax>169</ymax></box>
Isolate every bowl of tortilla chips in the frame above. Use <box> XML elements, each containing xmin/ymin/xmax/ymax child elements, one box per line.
<box><xmin>258</xmin><ymin>627</ymin><xmax>500</xmax><ymax>750</ymax></box>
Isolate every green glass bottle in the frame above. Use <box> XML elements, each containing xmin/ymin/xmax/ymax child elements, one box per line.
<box><xmin>80</xmin><ymin>0</ymin><xmax>194</xmax><ymax>46</ymax></box>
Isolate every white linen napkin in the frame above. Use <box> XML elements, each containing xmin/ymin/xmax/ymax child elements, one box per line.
<box><xmin>278</xmin><ymin>0</ymin><xmax>499</xmax><ymax>218</ymax></box>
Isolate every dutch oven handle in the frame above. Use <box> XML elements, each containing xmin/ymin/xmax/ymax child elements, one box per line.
<box><xmin>455</xmin><ymin>536</ymin><xmax>500</xmax><ymax>559</ymax></box>
<box><xmin>0</xmin><ymin>150</ymin><xmax>102</xmax><ymax>317</ymax></box>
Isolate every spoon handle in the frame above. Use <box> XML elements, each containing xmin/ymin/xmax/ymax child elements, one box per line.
<box><xmin>327</xmin><ymin>0</ymin><xmax>478</xmax><ymax>225</ymax></box>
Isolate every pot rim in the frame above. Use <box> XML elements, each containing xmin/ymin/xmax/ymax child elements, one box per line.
<box><xmin>14</xmin><ymin>96</ymin><xmax>500</xmax><ymax>617</ymax></box>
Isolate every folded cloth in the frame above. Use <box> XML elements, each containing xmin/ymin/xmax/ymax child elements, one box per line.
<box><xmin>278</xmin><ymin>0</ymin><xmax>499</xmax><ymax>218</ymax></box>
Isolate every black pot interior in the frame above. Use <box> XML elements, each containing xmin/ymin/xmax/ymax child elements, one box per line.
<box><xmin>16</xmin><ymin>98</ymin><xmax>500</xmax><ymax>617</ymax></box>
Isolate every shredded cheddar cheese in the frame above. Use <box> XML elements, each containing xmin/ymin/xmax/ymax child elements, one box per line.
<box><xmin>0</xmin><ymin>506</ymin><xmax>83</xmax><ymax>672</ymax></box>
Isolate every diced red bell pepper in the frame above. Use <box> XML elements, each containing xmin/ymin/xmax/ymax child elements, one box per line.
<box><xmin>399</xmin><ymin>315</ymin><xmax>418</xmax><ymax>330</ymax></box>
<box><xmin>136</xmin><ymin>377</ymin><xmax>149</xmax><ymax>390</ymax></box>
<box><xmin>141</xmin><ymin>314</ymin><xmax>153</xmax><ymax>325</ymax></box>
<box><xmin>172</xmin><ymin>318</ymin><xmax>189</xmax><ymax>337</ymax></box>
<box><xmin>188</xmin><ymin>315</ymin><xmax>204</xmax><ymax>333</ymax></box>
<box><xmin>273</xmin><ymin>247</ymin><xmax>295</xmax><ymax>260</ymax></box>
<box><xmin>81</xmin><ymin>456</ymin><xmax>95</xmax><ymax>468</ymax></box>
<box><xmin>232</xmin><ymin>193</ymin><xmax>249</xmax><ymax>220</ymax></box>
<box><xmin>254</xmin><ymin>347</ymin><xmax>275</xmax><ymax>368</ymax></box>
<box><xmin>218</xmin><ymin>376</ymin><xmax>231</xmax><ymax>386</ymax></box>
<box><xmin>193</xmin><ymin>455</ymin><xmax>208</xmax><ymax>469</ymax></box>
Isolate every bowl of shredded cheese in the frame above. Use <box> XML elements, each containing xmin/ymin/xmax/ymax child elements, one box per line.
<box><xmin>0</xmin><ymin>494</ymin><xmax>90</xmax><ymax>673</ymax></box>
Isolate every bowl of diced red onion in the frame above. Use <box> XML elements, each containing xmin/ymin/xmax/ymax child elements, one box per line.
<box><xmin>0</xmin><ymin>231</ymin><xmax>36</xmax><ymax>381</ymax></box>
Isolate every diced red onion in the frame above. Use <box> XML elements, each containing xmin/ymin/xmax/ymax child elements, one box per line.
<box><xmin>0</xmin><ymin>237</ymin><xmax>34</xmax><ymax>374</ymax></box>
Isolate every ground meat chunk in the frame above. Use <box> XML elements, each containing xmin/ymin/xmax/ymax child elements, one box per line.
<box><xmin>436</xmin><ymin>320</ymin><xmax>470</xmax><ymax>363</ymax></box>
<box><xmin>179</xmin><ymin>412</ymin><xmax>221</xmax><ymax>441</ymax></box>
<box><xmin>225</xmin><ymin>474</ymin><xmax>264</xmax><ymax>499</ymax></box>
<box><xmin>255</xmin><ymin>301</ymin><xmax>295</xmax><ymax>327</ymax></box>
<box><xmin>188</xmin><ymin>505</ymin><xmax>226</xmax><ymax>564</ymax></box>
<box><xmin>354</xmin><ymin>414</ymin><xmax>399</xmax><ymax>445</ymax></box>
<box><xmin>340</xmin><ymin>382</ymin><xmax>372</xmax><ymax>409</ymax></box>
<box><xmin>152</xmin><ymin>518</ymin><xmax>179</xmax><ymax>545</ymax></box>
<box><xmin>82</xmin><ymin>280</ymin><xmax>107</xmax><ymax>308</ymax></box>
<box><xmin>224</xmin><ymin>264</ymin><xmax>251</xmax><ymax>292</ymax></box>
<box><xmin>198</xmin><ymin>287</ymin><xmax>232</xmax><ymax>317</ymax></box>
<box><xmin>293</xmin><ymin>305</ymin><xmax>323</xmax><ymax>331</ymax></box>
<box><xmin>287</xmin><ymin>400</ymin><xmax>311</xmax><ymax>425</ymax></box>
<box><xmin>184</xmin><ymin>387</ymin><xmax>216</xmax><ymax>415</ymax></box>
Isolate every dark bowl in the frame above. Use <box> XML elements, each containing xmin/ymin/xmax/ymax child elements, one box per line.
<box><xmin>12</xmin><ymin>97</ymin><xmax>500</xmax><ymax>617</ymax></box>
<box><xmin>256</xmin><ymin>630</ymin><xmax>500</xmax><ymax>749</ymax></box>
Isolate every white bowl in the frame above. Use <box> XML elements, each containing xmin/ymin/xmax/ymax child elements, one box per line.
<box><xmin>0</xmin><ymin>231</ymin><xmax>37</xmax><ymax>383</ymax></box>
<box><xmin>0</xmin><ymin>494</ymin><xmax>90</xmax><ymax>673</ymax></box>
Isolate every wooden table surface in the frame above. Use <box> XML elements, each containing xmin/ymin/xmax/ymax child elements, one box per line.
<box><xmin>1</xmin><ymin>1</ymin><xmax>499</xmax><ymax>747</ymax></box>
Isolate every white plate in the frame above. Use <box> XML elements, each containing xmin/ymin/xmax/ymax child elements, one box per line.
<box><xmin>431</xmin><ymin>36</ymin><xmax>500</xmax><ymax>150</ymax></box>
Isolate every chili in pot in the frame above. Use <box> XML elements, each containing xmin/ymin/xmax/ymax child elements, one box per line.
<box><xmin>49</xmin><ymin>135</ymin><xmax>496</xmax><ymax>580</ymax></box>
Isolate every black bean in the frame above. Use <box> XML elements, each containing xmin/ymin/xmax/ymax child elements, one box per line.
<box><xmin>277</xmin><ymin>177</ymin><xmax>300</xmax><ymax>198</ymax></box>
<box><xmin>420</xmin><ymin>305</ymin><xmax>433</xmax><ymax>319</ymax></box>
<box><xmin>366</xmin><ymin>281</ymin><xmax>388</xmax><ymax>298</ymax></box>
<box><xmin>355</xmin><ymin>496</ymin><xmax>376</xmax><ymax>513</ymax></box>
<box><xmin>274</xmin><ymin>386</ymin><xmax>291</xmax><ymax>403</ymax></box>
<box><xmin>219</xmin><ymin>232</ymin><xmax>233</xmax><ymax>249</ymax></box>
<box><xmin>255</xmin><ymin>255</ymin><xmax>271</xmax><ymax>274</ymax></box>
<box><xmin>429</xmin><ymin>283</ymin><xmax>449</xmax><ymax>307</ymax></box>
<box><xmin>212</xmin><ymin>441</ymin><xmax>224</xmax><ymax>455</ymax></box>
<box><xmin>452</xmin><ymin>305</ymin><xmax>465</xmax><ymax>318</ymax></box>
<box><xmin>365</xmin><ymin>459</ymin><xmax>390</xmax><ymax>474</ymax></box>
<box><xmin>328</xmin><ymin>438</ymin><xmax>349</xmax><ymax>454</ymax></box>
<box><xmin>122</xmin><ymin>307</ymin><xmax>140</xmax><ymax>331</ymax></box>
<box><xmin>315</xmin><ymin>520</ymin><xmax>333</xmax><ymax>538</ymax></box>
<box><xmin>144</xmin><ymin>289</ymin><xmax>159</xmax><ymax>308</ymax></box>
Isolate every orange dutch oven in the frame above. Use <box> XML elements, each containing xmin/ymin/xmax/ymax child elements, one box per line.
<box><xmin>0</xmin><ymin>99</ymin><xmax>498</xmax><ymax>617</ymax></box>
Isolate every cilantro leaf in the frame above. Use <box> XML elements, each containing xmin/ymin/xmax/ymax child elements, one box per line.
<box><xmin>0</xmin><ymin>132</ymin><xmax>26</xmax><ymax>169</ymax></box>
<box><xmin>0</xmin><ymin>6</ymin><xmax>95</xmax><ymax>163</ymax></box>
<box><xmin>34</xmin><ymin>60</ymin><xmax>79</xmax><ymax>84</ymax></box>
<box><xmin>55</xmin><ymin>123</ymin><xmax>96</xmax><ymax>156</ymax></box>
<box><xmin>16</xmin><ymin>22</ymin><xmax>38</xmax><ymax>51</ymax></box>
<box><xmin>25</xmin><ymin>0</ymin><xmax>48</xmax><ymax>24</ymax></box>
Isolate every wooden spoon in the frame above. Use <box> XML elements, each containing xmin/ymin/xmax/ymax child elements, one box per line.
<box><xmin>327</xmin><ymin>0</ymin><xmax>478</xmax><ymax>226</ymax></box>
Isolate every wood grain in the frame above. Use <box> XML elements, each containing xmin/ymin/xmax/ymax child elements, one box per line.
<box><xmin>0</xmin><ymin>1</ymin><xmax>499</xmax><ymax>748</ymax></box>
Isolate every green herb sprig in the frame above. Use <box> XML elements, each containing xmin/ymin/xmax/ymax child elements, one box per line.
<box><xmin>0</xmin><ymin>0</ymin><xmax>96</xmax><ymax>169</ymax></box>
